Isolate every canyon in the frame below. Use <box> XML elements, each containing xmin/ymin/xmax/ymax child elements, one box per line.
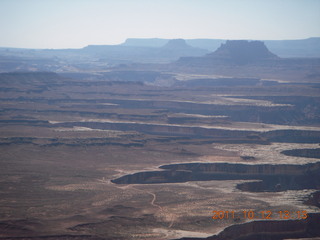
<box><xmin>0</xmin><ymin>40</ymin><xmax>319</xmax><ymax>239</ymax></box>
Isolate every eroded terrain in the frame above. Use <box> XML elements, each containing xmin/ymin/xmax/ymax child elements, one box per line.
<box><xmin>0</xmin><ymin>66</ymin><xmax>319</xmax><ymax>240</ymax></box>
<box><xmin>1</xmin><ymin>40</ymin><xmax>320</xmax><ymax>240</ymax></box>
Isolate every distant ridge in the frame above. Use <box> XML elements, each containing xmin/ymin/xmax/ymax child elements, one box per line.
<box><xmin>121</xmin><ymin>37</ymin><xmax>320</xmax><ymax>58</ymax></box>
<box><xmin>1</xmin><ymin>38</ymin><xmax>319</xmax><ymax>73</ymax></box>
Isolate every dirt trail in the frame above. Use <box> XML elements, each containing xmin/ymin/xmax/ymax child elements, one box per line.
<box><xmin>114</xmin><ymin>183</ymin><xmax>175</xmax><ymax>228</ymax></box>
<box><xmin>132</xmin><ymin>186</ymin><xmax>176</xmax><ymax>228</ymax></box>
<box><xmin>131</xmin><ymin>186</ymin><xmax>163</xmax><ymax>211</ymax></box>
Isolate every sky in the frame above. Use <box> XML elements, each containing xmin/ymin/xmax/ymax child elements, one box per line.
<box><xmin>0</xmin><ymin>0</ymin><xmax>319</xmax><ymax>49</ymax></box>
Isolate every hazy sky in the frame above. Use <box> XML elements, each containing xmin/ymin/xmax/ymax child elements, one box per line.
<box><xmin>1</xmin><ymin>0</ymin><xmax>320</xmax><ymax>49</ymax></box>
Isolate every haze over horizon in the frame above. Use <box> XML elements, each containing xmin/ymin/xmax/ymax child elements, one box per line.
<box><xmin>1</xmin><ymin>0</ymin><xmax>320</xmax><ymax>49</ymax></box>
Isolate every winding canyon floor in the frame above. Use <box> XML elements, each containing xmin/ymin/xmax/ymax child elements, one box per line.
<box><xmin>0</xmin><ymin>71</ymin><xmax>319</xmax><ymax>239</ymax></box>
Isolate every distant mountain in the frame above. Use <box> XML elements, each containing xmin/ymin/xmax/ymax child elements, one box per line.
<box><xmin>178</xmin><ymin>40</ymin><xmax>279</xmax><ymax>66</ymax></box>
<box><xmin>82</xmin><ymin>39</ymin><xmax>208</xmax><ymax>63</ymax></box>
<box><xmin>1</xmin><ymin>38</ymin><xmax>319</xmax><ymax>74</ymax></box>
<box><xmin>206</xmin><ymin>40</ymin><xmax>279</xmax><ymax>64</ymax></box>
<box><xmin>174</xmin><ymin>40</ymin><xmax>320</xmax><ymax>81</ymax></box>
<box><xmin>121</xmin><ymin>37</ymin><xmax>320</xmax><ymax>58</ymax></box>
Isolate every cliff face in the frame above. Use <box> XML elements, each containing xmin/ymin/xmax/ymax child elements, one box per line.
<box><xmin>112</xmin><ymin>162</ymin><xmax>320</xmax><ymax>192</ymax></box>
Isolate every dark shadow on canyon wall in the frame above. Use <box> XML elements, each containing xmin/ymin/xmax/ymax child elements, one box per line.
<box><xmin>111</xmin><ymin>162</ymin><xmax>320</xmax><ymax>192</ymax></box>
<box><xmin>174</xmin><ymin>213</ymin><xmax>320</xmax><ymax>240</ymax></box>
<box><xmin>281</xmin><ymin>148</ymin><xmax>320</xmax><ymax>159</ymax></box>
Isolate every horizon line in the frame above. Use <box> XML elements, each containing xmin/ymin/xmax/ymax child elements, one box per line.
<box><xmin>1</xmin><ymin>36</ymin><xmax>319</xmax><ymax>50</ymax></box>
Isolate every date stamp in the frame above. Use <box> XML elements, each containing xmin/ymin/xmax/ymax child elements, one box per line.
<box><xmin>212</xmin><ymin>210</ymin><xmax>308</xmax><ymax>220</ymax></box>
